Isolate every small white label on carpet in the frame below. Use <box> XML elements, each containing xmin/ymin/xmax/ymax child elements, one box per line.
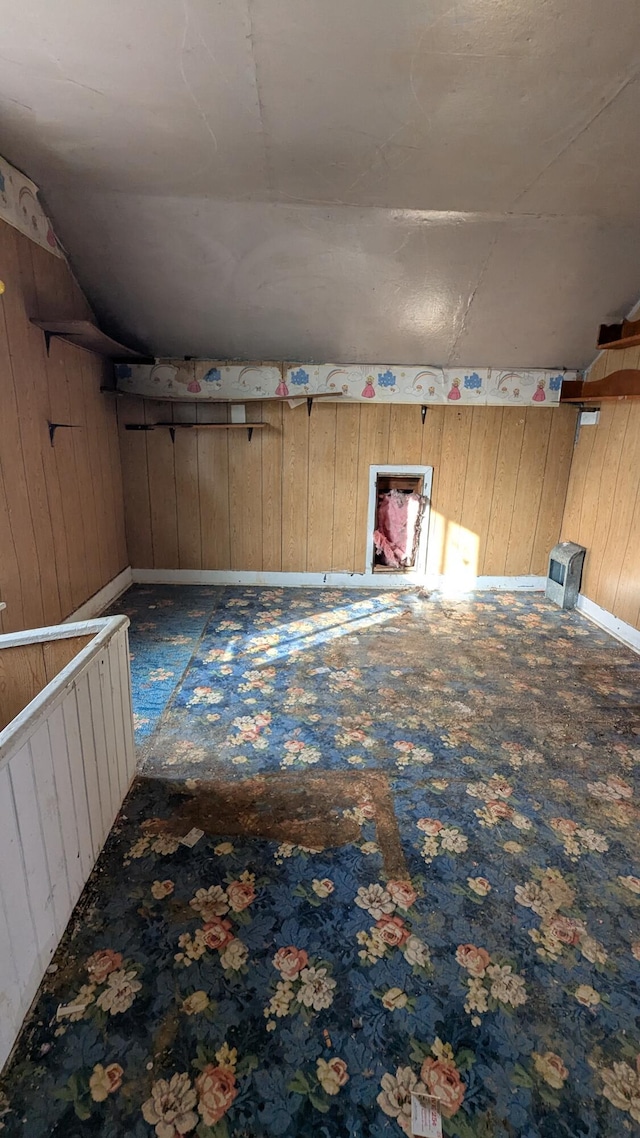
<box><xmin>180</xmin><ymin>827</ymin><xmax>204</xmax><ymax>847</ymax></box>
<box><xmin>411</xmin><ymin>1093</ymin><xmax>442</xmax><ymax>1137</ymax></box>
<box><xmin>56</xmin><ymin>1002</ymin><xmax>86</xmax><ymax>1020</ymax></box>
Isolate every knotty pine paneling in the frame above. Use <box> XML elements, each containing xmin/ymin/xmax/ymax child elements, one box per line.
<box><xmin>0</xmin><ymin>219</ymin><xmax>127</xmax><ymax>632</ymax></box>
<box><xmin>120</xmin><ymin>400</ymin><xmax>577</xmax><ymax>581</ymax></box>
<box><xmin>561</xmin><ymin>343</ymin><xmax>640</xmax><ymax>629</ymax></box>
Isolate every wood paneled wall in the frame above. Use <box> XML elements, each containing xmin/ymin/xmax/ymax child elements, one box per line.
<box><xmin>119</xmin><ymin>399</ymin><xmax>577</xmax><ymax>579</ymax></box>
<box><xmin>561</xmin><ymin>345</ymin><xmax>640</xmax><ymax>630</ymax></box>
<box><xmin>0</xmin><ymin>634</ymin><xmax>93</xmax><ymax>731</ymax></box>
<box><xmin>0</xmin><ymin>219</ymin><xmax>127</xmax><ymax>633</ymax></box>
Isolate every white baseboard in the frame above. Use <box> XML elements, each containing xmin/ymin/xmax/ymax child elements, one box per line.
<box><xmin>65</xmin><ymin>566</ymin><xmax>133</xmax><ymax>623</ymax></box>
<box><xmin>131</xmin><ymin>568</ymin><xmax>546</xmax><ymax>592</ymax></box>
<box><xmin>575</xmin><ymin>594</ymin><xmax>640</xmax><ymax>655</ymax></box>
<box><xmin>468</xmin><ymin>576</ymin><xmax>546</xmax><ymax>592</ymax></box>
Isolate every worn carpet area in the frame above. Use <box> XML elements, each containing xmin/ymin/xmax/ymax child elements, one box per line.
<box><xmin>1</xmin><ymin>586</ymin><xmax>639</xmax><ymax>1137</ymax></box>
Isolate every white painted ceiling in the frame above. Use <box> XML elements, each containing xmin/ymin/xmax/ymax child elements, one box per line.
<box><xmin>0</xmin><ymin>0</ymin><xmax>639</xmax><ymax>366</ymax></box>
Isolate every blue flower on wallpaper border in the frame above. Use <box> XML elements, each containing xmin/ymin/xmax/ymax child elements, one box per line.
<box><xmin>464</xmin><ymin>372</ymin><xmax>482</xmax><ymax>390</ymax></box>
<box><xmin>202</xmin><ymin>367</ymin><xmax>222</xmax><ymax>383</ymax></box>
<box><xmin>115</xmin><ymin>364</ymin><xmax>132</xmax><ymax>380</ymax></box>
<box><xmin>291</xmin><ymin>368</ymin><xmax>309</xmax><ymax>386</ymax></box>
<box><xmin>377</xmin><ymin>369</ymin><xmax>396</xmax><ymax>388</ymax></box>
<box><xmin>549</xmin><ymin>374</ymin><xmax>563</xmax><ymax>391</ymax></box>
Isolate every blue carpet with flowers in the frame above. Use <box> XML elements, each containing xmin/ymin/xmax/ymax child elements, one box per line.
<box><xmin>1</xmin><ymin>586</ymin><xmax>640</xmax><ymax>1138</ymax></box>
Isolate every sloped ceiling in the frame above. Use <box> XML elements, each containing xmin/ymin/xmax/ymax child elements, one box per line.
<box><xmin>0</xmin><ymin>0</ymin><xmax>639</xmax><ymax>366</ymax></box>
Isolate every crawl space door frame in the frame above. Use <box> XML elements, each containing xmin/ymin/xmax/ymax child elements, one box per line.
<box><xmin>366</xmin><ymin>464</ymin><xmax>433</xmax><ymax>577</ymax></box>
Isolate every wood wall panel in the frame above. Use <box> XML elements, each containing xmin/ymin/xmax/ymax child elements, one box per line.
<box><xmin>2</xmin><ymin>228</ymin><xmax>61</xmax><ymax>623</ymax></box>
<box><xmin>120</xmin><ymin>399</ymin><xmax>576</xmax><ymax>582</ymax></box>
<box><xmin>146</xmin><ymin>400</ymin><xmax>179</xmax><ymax>570</ymax></box>
<box><xmin>420</xmin><ymin>407</ymin><xmax>445</xmax><ymax>578</ymax></box>
<box><xmin>562</xmin><ymin>399</ymin><xmax>640</xmax><ymax>631</ymax></box>
<box><xmin>530</xmin><ymin>406</ymin><xmax>576</xmax><ymax>573</ymax></box>
<box><xmin>0</xmin><ymin>219</ymin><xmax>127</xmax><ymax>633</ymax></box>
<box><xmin>332</xmin><ymin>404</ymin><xmax>361</xmax><ymax>573</ymax></box>
<box><xmin>118</xmin><ymin>396</ymin><xmax>153</xmax><ymax>569</ymax></box>
<box><xmin>461</xmin><ymin>408</ymin><xmax>501</xmax><ymax>573</ymax></box>
<box><xmin>46</xmin><ymin>339</ymin><xmax>86</xmax><ymax>610</ymax></box>
<box><xmin>197</xmin><ymin>403</ymin><xmax>231</xmax><ymax>571</ymax></box>
<box><xmin>0</xmin><ymin>634</ymin><xmax>94</xmax><ymax>730</ymax></box>
<box><xmin>505</xmin><ymin>408</ymin><xmax>553</xmax><ymax>575</ymax></box>
<box><xmin>482</xmin><ymin>410</ymin><xmax>526</xmax><ymax>576</ymax></box>
<box><xmin>435</xmin><ymin>407</ymin><xmax>473</xmax><ymax>578</ymax></box>
<box><xmin>578</xmin><ymin>407</ymin><xmax>621</xmax><ymax>598</ymax></box>
<box><xmin>281</xmin><ymin>406</ymin><xmax>310</xmax><ymax>572</ymax></box>
<box><xmin>229</xmin><ymin>406</ymin><xmax>263</xmax><ymax>572</ymax></box>
<box><xmin>354</xmin><ymin>405</ymin><xmax>391</xmax><ymax>573</ymax></box>
<box><xmin>307</xmin><ymin>402</ymin><xmax>337</xmax><ymax>572</ymax></box>
<box><xmin>173</xmin><ymin>403</ymin><xmax>201</xmax><ymax>570</ymax></box>
<box><xmin>559</xmin><ymin>344</ymin><xmax>640</xmax><ymax>631</ymax></box>
<box><xmin>261</xmin><ymin>401</ymin><xmax>283</xmax><ymax>572</ymax></box>
<box><xmin>388</xmin><ymin>405</ymin><xmax>423</xmax><ymax>465</ymax></box>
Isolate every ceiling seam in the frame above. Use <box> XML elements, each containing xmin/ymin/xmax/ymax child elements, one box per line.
<box><xmin>446</xmin><ymin>231</ymin><xmax>499</xmax><ymax>367</ymax></box>
<box><xmin>246</xmin><ymin>0</ymin><xmax>273</xmax><ymax>199</ymax></box>
<box><xmin>510</xmin><ymin>66</ymin><xmax>640</xmax><ymax>211</ymax></box>
<box><xmin>178</xmin><ymin>0</ymin><xmax>219</xmax><ymax>183</ymax></box>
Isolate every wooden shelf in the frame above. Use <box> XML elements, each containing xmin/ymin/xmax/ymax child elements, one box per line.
<box><xmin>597</xmin><ymin>318</ymin><xmax>640</xmax><ymax>351</ymax></box>
<box><xmin>112</xmin><ymin>388</ymin><xmax>343</xmax><ymax>414</ymax></box>
<box><xmin>125</xmin><ymin>422</ymin><xmax>267</xmax><ymax>442</ymax></box>
<box><xmin>560</xmin><ymin>369</ymin><xmax>640</xmax><ymax>403</ymax></box>
<box><xmin>32</xmin><ymin>319</ymin><xmax>149</xmax><ymax>361</ymax></box>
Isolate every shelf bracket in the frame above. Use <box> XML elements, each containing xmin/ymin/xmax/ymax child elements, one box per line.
<box><xmin>421</xmin><ymin>405</ymin><xmax>428</xmax><ymax>425</ymax></box>
<box><xmin>169</xmin><ymin>426</ymin><xmax>176</xmax><ymax>444</ymax></box>
<box><xmin>307</xmin><ymin>397</ymin><xmax>314</xmax><ymax>417</ymax></box>
<box><xmin>48</xmin><ymin>421</ymin><xmax>81</xmax><ymax>446</ymax></box>
<box><xmin>44</xmin><ymin>330</ymin><xmax>53</xmax><ymax>357</ymax></box>
<box><xmin>247</xmin><ymin>426</ymin><xmax>254</xmax><ymax>442</ymax></box>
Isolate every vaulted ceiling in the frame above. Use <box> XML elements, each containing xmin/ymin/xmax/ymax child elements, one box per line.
<box><xmin>1</xmin><ymin>0</ymin><xmax>640</xmax><ymax>366</ymax></box>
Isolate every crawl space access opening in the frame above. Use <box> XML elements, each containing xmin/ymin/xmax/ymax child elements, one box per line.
<box><xmin>371</xmin><ymin>470</ymin><xmax>429</xmax><ymax>573</ymax></box>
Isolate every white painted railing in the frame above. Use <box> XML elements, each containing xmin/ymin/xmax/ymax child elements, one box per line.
<box><xmin>0</xmin><ymin>616</ymin><xmax>136</xmax><ymax>1070</ymax></box>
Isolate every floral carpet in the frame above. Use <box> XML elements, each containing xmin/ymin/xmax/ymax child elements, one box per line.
<box><xmin>1</xmin><ymin>586</ymin><xmax>640</xmax><ymax>1137</ymax></box>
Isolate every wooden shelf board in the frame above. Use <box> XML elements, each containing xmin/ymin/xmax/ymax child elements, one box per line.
<box><xmin>560</xmin><ymin>369</ymin><xmax>640</xmax><ymax>404</ymax></box>
<box><xmin>32</xmin><ymin>319</ymin><xmax>149</xmax><ymax>361</ymax></box>
<box><xmin>595</xmin><ymin>333</ymin><xmax>640</xmax><ymax>351</ymax></box>
<box><xmin>130</xmin><ymin>422</ymin><xmax>267</xmax><ymax>430</ymax></box>
<box><xmin>114</xmin><ymin>388</ymin><xmax>343</xmax><ymax>403</ymax></box>
<box><xmin>597</xmin><ymin>318</ymin><xmax>640</xmax><ymax>351</ymax></box>
<box><xmin>124</xmin><ymin>422</ymin><xmax>266</xmax><ymax>441</ymax></box>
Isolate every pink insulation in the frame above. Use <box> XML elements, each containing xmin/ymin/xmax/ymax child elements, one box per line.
<box><xmin>373</xmin><ymin>490</ymin><xmax>423</xmax><ymax>568</ymax></box>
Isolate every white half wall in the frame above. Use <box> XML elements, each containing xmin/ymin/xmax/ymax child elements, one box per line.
<box><xmin>0</xmin><ymin>617</ymin><xmax>136</xmax><ymax>1070</ymax></box>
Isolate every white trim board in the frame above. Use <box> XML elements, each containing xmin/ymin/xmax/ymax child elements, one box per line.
<box><xmin>64</xmin><ymin>566</ymin><xmax>133</xmax><ymax>623</ymax></box>
<box><xmin>131</xmin><ymin>569</ymin><xmax>546</xmax><ymax>592</ymax></box>
<box><xmin>575</xmin><ymin>594</ymin><xmax>640</xmax><ymax>656</ymax></box>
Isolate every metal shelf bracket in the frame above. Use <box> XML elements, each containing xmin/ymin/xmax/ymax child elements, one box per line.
<box><xmin>48</xmin><ymin>421</ymin><xmax>81</xmax><ymax>446</ymax></box>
